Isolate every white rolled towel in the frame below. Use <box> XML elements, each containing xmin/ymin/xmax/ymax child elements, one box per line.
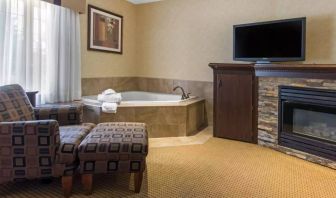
<box><xmin>102</xmin><ymin>102</ymin><xmax>118</xmax><ymax>113</ymax></box>
<box><xmin>98</xmin><ymin>93</ymin><xmax>122</xmax><ymax>103</ymax></box>
<box><xmin>102</xmin><ymin>89</ymin><xmax>116</xmax><ymax>95</ymax></box>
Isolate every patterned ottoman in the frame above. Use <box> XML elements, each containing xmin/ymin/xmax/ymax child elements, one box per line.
<box><xmin>78</xmin><ymin>122</ymin><xmax>148</xmax><ymax>194</ymax></box>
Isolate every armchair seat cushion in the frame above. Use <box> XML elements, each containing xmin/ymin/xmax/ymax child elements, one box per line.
<box><xmin>56</xmin><ymin>123</ymin><xmax>95</xmax><ymax>165</ymax></box>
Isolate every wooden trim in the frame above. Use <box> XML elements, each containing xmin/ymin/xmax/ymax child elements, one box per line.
<box><xmin>210</xmin><ymin>63</ymin><xmax>336</xmax><ymax>79</ymax></box>
<box><xmin>82</xmin><ymin>174</ymin><xmax>93</xmax><ymax>195</ymax></box>
<box><xmin>62</xmin><ymin>176</ymin><xmax>73</xmax><ymax>198</ymax></box>
<box><xmin>252</xmin><ymin>75</ymin><xmax>258</xmax><ymax>144</ymax></box>
<box><xmin>213</xmin><ymin>70</ymin><xmax>218</xmax><ymax>139</ymax></box>
<box><xmin>255</xmin><ymin>63</ymin><xmax>336</xmax><ymax>79</ymax></box>
<box><xmin>134</xmin><ymin>172</ymin><xmax>143</xmax><ymax>193</ymax></box>
<box><xmin>255</xmin><ymin>63</ymin><xmax>336</xmax><ymax>70</ymax></box>
<box><xmin>87</xmin><ymin>5</ymin><xmax>123</xmax><ymax>54</ymax></box>
<box><xmin>209</xmin><ymin>63</ymin><xmax>254</xmax><ymax>71</ymax></box>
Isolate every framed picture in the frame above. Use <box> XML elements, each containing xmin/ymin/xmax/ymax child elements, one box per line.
<box><xmin>88</xmin><ymin>5</ymin><xmax>123</xmax><ymax>54</ymax></box>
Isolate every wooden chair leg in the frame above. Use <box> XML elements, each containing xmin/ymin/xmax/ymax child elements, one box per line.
<box><xmin>62</xmin><ymin>176</ymin><xmax>73</xmax><ymax>198</ymax></box>
<box><xmin>134</xmin><ymin>172</ymin><xmax>143</xmax><ymax>193</ymax></box>
<box><xmin>82</xmin><ymin>174</ymin><xmax>93</xmax><ymax>195</ymax></box>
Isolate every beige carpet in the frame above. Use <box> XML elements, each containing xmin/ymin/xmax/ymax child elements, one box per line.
<box><xmin>1</xmin><ymin>137</ymin><xmax>336</xmax><ymax>198</ymax></box>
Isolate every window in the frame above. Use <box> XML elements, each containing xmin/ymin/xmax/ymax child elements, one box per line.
<box><xmin>0</xmin><ymin>0</ymin><xmax>81</xmax><ymax>104</ymax></box>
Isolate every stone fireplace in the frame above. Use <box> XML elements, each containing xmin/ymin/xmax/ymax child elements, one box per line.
<box><xmin>258</xmin><ymin>77</ymin><xmax>336</xmax><ymax>169</ymax></box>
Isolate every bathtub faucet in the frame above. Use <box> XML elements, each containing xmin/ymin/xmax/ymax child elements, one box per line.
<box><xmin>173</xmin><ymin>86</ymin><xmax>190</xmax><ymax>100</ymax></box>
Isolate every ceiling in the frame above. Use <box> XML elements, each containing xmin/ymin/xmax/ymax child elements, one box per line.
<box><xmin>127</xmin><ymin>0</ymin><xmax>162</xmax><ymax>4</ymax></box>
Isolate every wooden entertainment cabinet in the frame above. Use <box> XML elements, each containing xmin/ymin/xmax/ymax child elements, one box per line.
<box><xmin>209</xmin><ymin>63</ymin><xmax>258</xmax><ymax>143</ymax></box>
<box><xmin>209</xmin><ymin>63</ymin><xmax>336</xmax><ymax>144</ymax></box>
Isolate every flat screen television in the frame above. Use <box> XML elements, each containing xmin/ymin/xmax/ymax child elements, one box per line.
<box><xmin>233</xmin><ymin>17</ymin><xmax>306</xmax><ymax>63</ymax></box>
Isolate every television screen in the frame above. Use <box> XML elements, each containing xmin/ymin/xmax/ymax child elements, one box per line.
<box><xmin>233</xmin><ymin>17</ymin><xmax>306</xmax><ymax>62</ymax></box>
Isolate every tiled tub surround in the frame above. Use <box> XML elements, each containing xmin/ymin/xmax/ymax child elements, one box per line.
<box><xmin>82</xmin><ymin>77</ymin><xmax>139</xmax><ymax>96</ymax></box>
<box><xmin>82</xmin><ymin>77</ymin><xmax>213</xmax><ymax>124</ymax></box>
<box><xmin>82</xmin><ymin>98</ymin><xmax>206</xmax><ymax>138</ymax></box>
<box><xmin>258</xmin><ymin>77</ymin><xmax>336</xmax><ymax>169</ymax></box>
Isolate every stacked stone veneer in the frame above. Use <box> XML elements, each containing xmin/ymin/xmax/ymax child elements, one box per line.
<box><xmin>258</xmin><ymin>77</ymin><xmax>336</xmax><ymax>169</ymax></box>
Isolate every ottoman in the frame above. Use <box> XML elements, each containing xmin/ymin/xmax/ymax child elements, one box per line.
<box><xmin>78</xmin><ymin>122</ymin><xmax>148</xmax><ymax>194</ymax></box>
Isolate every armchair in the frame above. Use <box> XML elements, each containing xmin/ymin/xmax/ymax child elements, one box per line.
<box><xmin>0</xmin><ymin>84</ymin><xmax>95</xmax><ymax>197</ymax></box>
<box><xmin>34</xmin><ymin>105</ymin><xmax>83</xmax><ymax>126</ymax></box>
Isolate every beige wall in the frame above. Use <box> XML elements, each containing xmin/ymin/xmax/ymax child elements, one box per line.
<box><xmin>81</xmin><ymin>0</ymin><xmax>137</xmax><ymax>78</ymax></box>
<box><xmin>135</xmin><ymin>0</ymin><xmax>336</xmax><ymax>82</ymax></box>
<box><xmin>42</xmin><ymin>0</ymin><xmax>85</xmax><ymax>13</ymax></box>
<box><xmin>81</xmin><ymin>0</ymin><xmax>336</xmax><ymax>81</ymax></box>
<box><xmin>62</xmin><ymin>0</ymin><xmax>86</xmax><ymax>13</ymax></box>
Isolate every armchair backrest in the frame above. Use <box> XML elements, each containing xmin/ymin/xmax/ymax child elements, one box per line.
<box><xmin>0</xmin><ymin>84</ymin><xmax>35</xmax><ymax>122</ymax></box>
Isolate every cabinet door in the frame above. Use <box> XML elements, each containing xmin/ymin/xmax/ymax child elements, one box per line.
<box><xmin>215</xmin><ymin>72</ymin><xmax>253</xmax><ymax>142</ymax></box>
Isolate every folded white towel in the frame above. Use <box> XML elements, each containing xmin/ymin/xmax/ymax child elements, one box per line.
<box><xmin>98</xmin><ymin>93</ymin><xmax>122</xmax><ymax>103</ymax></box>
<box><xmin>102</xmin><ymin>102</ymin><xmax>118</xmax><ymax>113</ymax></box>
<box><xmin>103</xmin><ymin>89</ymin><xmax>116</xmax><ymax>95</ymax></box>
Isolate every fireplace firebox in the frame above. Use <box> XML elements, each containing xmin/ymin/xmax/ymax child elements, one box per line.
<box><xmin>279</xmin><ymin>86</ymin><xmax>336</xmax><ymax>160</ymax></box>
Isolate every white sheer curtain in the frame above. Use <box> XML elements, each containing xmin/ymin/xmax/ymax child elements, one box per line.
<box><xmin>0</xmin><ymin>0</ymin><xmax>81</xmax><ymax>104</ymax></box>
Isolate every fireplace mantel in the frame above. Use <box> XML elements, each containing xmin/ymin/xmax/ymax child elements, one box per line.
<box><xmin>209</xmin><ymin>63</ymin><xmax>336</xmax><ymax>169</ymax></box>
<box><xmin>255</xmin><ymin>64</ymin><xmax>336</xmax><ymax>79</ymax></box>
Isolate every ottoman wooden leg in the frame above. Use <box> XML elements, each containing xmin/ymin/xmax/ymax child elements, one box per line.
<box><xmin>82</xmin><ymin>174</ymin><xmax>93</xmax><ymax>195</ymax></box>
<box><xmin>62</xmin><ymin>176</ymin><xmax>73</xmax><ymax>198</ymax></box>
<box><xmin>134</xmin><ymin>172</ymin><xmax>143</xmax><ymax>193</ymax></box>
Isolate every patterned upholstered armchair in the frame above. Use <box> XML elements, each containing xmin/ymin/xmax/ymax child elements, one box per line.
<box><xmin>0</xmin><ymin>84</ymin><xmax>95</xmax><ymax>197</ymax></box>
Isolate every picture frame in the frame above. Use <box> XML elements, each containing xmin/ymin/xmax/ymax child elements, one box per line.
<box><xmin>88</xmin><ymin>5</ymin><xmax>123</xmax><ymax>54</ymax></box>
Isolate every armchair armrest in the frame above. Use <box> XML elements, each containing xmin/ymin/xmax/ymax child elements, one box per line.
<box><xmin>0</xmin><ymin>120</ymin><xmax>60</xmax><ymax>184</ymax></box>
<box><xmin>34</xmin><ymin>104</ymin><xmax>83</xmax><ymax>126</ymax></box>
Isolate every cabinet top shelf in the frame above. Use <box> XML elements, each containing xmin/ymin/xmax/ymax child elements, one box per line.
<box><xmin>209</xmin><ymin>63</ymin><xmax>336</xmax><ymax>69</ymax></box>
<box><xmin>209</xmin><ymin>63</ymin><xmax>336</xmax><ymax>79</ymax></box>
<box><xmin>209</xmin><ymin>63</ymin><xmax>254</xmax><ymax>70</ymax></box>
<box><xmin>254</xmin><ymin>63</ymin><xmax>336</xmax><ymax>70</ymax></box>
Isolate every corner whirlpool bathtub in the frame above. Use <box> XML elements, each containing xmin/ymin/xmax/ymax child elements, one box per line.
<box><xmin>81</xmin><ymin>91</ymin><xmax>207</xmax><ymax>138</ymax></box>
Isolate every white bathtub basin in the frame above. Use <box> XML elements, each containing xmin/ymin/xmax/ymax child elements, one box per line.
<box><xmin>82</xmin><ymin>91</ymin><xmax>195</xmax><ymax>105</ymax></box>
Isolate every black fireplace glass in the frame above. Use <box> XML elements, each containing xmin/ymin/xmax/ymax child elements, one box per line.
<box><xmin>282</xmin><ymin>101</ymin><xmax>336</xmax><ymax>143</ymax></box>
<box><xmin>293</xmin><ymin>109</ymin><xmax>336</xmax><ymax>142</ymax></box>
